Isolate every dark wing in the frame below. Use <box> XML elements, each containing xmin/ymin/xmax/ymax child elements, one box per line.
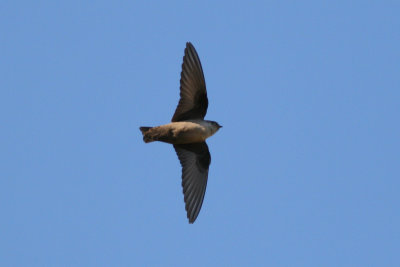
<box><xmin>171</xmin><ymin>42</ymin><xmax>208</xmax><ymax>122</ymax></box>
<box><xmin>173</xmin><ymin>142</ymin><xmax>211</xmax><ymax>223</ymax></box>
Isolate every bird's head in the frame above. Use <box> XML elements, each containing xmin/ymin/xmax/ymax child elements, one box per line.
<box><xmin>208</xmin><ymin>120</ymin><xmax>222</xmax><ymax>134</ymax></box>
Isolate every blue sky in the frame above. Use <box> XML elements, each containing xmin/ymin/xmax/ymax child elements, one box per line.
<box><xmin>1</xmin><ymin>1</ymin><xmax>399</xmax><ymax>266</ymax></box>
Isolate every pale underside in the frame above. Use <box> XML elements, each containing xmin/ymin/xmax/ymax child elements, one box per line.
<box><xmin>144</xmin><ymin>121</ymin><xmax>214</xmax><ymax>144</ymax></box>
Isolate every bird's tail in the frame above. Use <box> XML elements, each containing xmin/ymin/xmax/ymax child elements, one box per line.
<box><xmin>139</xmin><ymin>127</ymin><xmax>154</xmax><ymax>143</ymax></box>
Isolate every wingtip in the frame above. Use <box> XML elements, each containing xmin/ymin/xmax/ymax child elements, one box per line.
<box><xmin>187</xmin><ymin>212</ymin><xmax>199</xmax><ymax>224</ymax></box>
<box><xmin>187</xmin><ymin>210</ymin><xmax>197</xmax><ymax>224</ymax></box>
<box><xmin>186</xmin><ymin>42</ymin><xmax>194</xmax><ymax>49</ymax></box>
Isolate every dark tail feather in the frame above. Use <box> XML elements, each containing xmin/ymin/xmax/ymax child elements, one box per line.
<box><xmin>140</xmin><ymin>127</ymin><xmax>152</xmax><ymax>134</ymax></box>
<box><xmin>139</xmin><ymin>126</ymin><xmax>154</xmax><ymax>143</ymax></box>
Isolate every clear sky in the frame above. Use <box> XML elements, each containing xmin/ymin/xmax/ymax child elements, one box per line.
<box><xmin>1</xmin><ymin>1</ymin><xmax>399</xmax><ymax>266</ymax></box>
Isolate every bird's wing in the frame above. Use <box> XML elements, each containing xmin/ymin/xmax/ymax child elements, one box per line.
<box><xmin>173</xmin><ymin>142</ymin><xmax>211</xmax><ymax>223</ymax></box>
<box><xmin>171</xmin><ymin>42</ymin><xmax>208</xmax><ymax>122</ymax></box>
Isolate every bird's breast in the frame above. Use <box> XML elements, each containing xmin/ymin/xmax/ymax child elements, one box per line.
<box><xmin>165</xmin><ymin>121</ymin><xmax>210</xmax><ymax>144</ymax></box>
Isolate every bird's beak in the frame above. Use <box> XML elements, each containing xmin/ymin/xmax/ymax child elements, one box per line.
<box><xmin>218</xmin><ymin>125</ymin><xmax>223</xmax><ymax>129</ymax></box>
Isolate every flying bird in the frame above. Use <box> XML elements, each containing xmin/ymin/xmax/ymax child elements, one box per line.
<box><xmin>140</xmin><ymin>42</ymin><xmax>222</xmax><ymax>223</ymax></box>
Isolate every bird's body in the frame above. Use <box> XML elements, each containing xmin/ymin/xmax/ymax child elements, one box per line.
<box><xmin>140</xmin><ymin>120</ymin><xmax>219</xmax><ymax>144</ymax></box>
<box><xmin>140</xmin><ymin>42</ymin><xmax>221</xmax><ymax>223</ymax></box>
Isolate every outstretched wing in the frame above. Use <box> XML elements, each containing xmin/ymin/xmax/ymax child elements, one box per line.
<box><xmin>171</xmin><ymin>42</ymin><xmax>208</xmax><ymax>122</ymax></box>
<box><xmin>173</xmin><ymin>142</ymin><xmax>211</xmax><ymax>223</ymax></box>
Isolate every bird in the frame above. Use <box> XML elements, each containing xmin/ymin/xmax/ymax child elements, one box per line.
<box><xmin>139</xmin><ymin>42</ymin><xmax>222</xmax><ymax>223</ymax></box>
